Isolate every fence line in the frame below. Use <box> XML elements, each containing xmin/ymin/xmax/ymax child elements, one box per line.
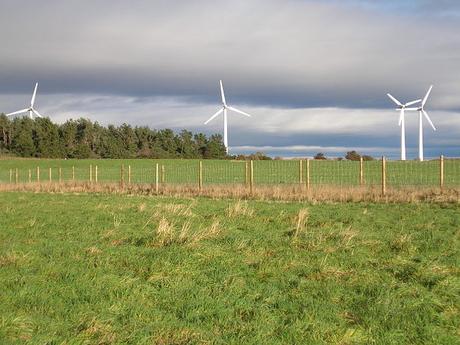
<box><xmin>1</xmin><ymin>156</ymin><xmax>460</xmax><ymax>195</ymax></box>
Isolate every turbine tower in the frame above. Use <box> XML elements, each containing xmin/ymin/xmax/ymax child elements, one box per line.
<box><xmin>416</xmin><ymin>85</ymin><xmax>436</xmax><ymax>162</ymax></box>
<box><xmin>204</xmin><ymin>80</ymin><xmax>252</xmax><ymax>153</ymax></box>
<box><xmin>6</xmin><ymin>82</ymin><xmax>43</xmax><ymax>119</ymax></box>
<box><xmin>387</xmin><ymin>93</ymin><xmax>421</xmax><ymax>161</ymax></box>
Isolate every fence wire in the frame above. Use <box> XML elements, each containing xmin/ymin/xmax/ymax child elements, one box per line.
<box><xmin>1</xmin><ymin>158</ymin><xmax>459</xmax><ymax>189</ymax></box>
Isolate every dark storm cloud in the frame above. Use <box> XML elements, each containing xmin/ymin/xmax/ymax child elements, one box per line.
<box><xmin>0</xmin><ymin>0</ymin><xmax>460</xmax><ymax>110</ymax></box>
<box><xmin>0</xmin><ymin>0</ymin><xmax>459</xmax><ymax>158</ymax></box>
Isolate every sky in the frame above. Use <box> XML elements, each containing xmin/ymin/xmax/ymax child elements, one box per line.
<box><xmin>0</xmin><ymin>0</ymin><xmax>459</xmax><ymax>158</ymax></box>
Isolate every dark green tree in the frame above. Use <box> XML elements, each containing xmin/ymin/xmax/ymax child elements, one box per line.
<box><xmin>345</xmin><ymin>150</ymin><xmax>361</xmax><ymax>161</ymax></box>
<box><xmin>12</xmin><ymin>118</ymin><xmax>35</xmax><ymax>157</ymax></box>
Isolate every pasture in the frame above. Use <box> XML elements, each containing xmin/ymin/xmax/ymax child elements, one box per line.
<box><xmin>0</xmin><ymin>192</ymin><xmax>459</xmax><ymax>344</ymax></box>
<box><xmin>1</xmin><ymin>157</ymin><xmax>460</xmax><ymax>188</ymax></box>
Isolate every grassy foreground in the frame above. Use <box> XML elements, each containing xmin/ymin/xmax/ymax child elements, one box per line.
<box><xmin>0</xmin><ymin>193</ymin><xmax>459</xmax><ymax>344</ymax></box>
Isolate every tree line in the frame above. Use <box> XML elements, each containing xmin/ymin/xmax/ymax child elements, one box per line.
<box><xmin>0</xmin><ymin>115</ymin><xmax>227</xmax><ymax>159</ymax></box>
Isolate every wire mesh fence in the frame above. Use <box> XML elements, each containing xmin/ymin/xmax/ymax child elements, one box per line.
<box><xmin>1</xmin><ymin>157</ymin><xmax>459</xmax><ymax>193</ymax></box>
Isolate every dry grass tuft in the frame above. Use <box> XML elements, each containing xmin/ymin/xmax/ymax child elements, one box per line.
<box><xmin>293</xmin><ymin>208</ymin><xmax>309</xmax><ymax>240</ymax></box>
<box><xmin>311</xmin><ymin>267</ymin><xmax>355</xmax><ymax>281</ymax></box>
<box><xmin>1</xmin><ymin>316</ymin><xmax>34</xmax><ymax>341</ymax></box>
<box><xmin>0</xmin><ymin>251</ymin><xmax>28</xmax><ymax>267</ymax></box>
<box><xmin>150</xmin><ymin>217</ymin><xmax>223</xmax><ymax>247</ymax></box>
<box><xmin>110</xmin><ymin>239</ymin><xmax>124</xmax><ymax>247</ymax></box>
<box><xmin>85</xmin><ymin>246</ymin><xmax>102</xmax><ymax>255</ymax></box>
<box><xmin>154</xmin><ymin>218</ymin><xmax>175</xmax><ymax>247</ymax></box>
<box><xmin>78</xmin><ymin>318</ymin><xmax>116</xmax><ymax>344</ymax></box>
<box><xmin>27</xmin><ymin>218</ymin><xmax>37</xmax><ymax>227</ymax></box>
<box><xmin>390</xmin><ymin>234</ymin><xmax>413</xmax><ymax>252</ymax></box>
<box><xmin>138</xmin><ymin>202</ymin><xmax>146</xmax><ymax>212</ymax></box>
<box><xmin>154</xmin><ymin>328</ymin><xmax>200</xmax><ymax>345</ymax></box>
<box><xmin>178</xmin><ymin>221</ymin><xmax>192</xmax><ymax>244</ymax></box>
<box><xmin>101</xmin><ymin>229</ymin><xmax>115</xmax><ymax>240</ymax></box>
<box><xmin>190</xmin><ymin>219</ymin><xmax>223</xmax><ymax>245</ymax></box>
<box><xmin>112</xmin><ymin>214</ymin><xmax>121</xmax><ymax>228</ymax></box>
<box><xmin>227</xmin><ymin>200</ymin><xmax>254</xmax><ymax>218</ymax></box>
<box><xmin>340</xmin><ymin>226</ymin><xmax>359</xmax><ymax>248</ymax></box>
<box><xmin>206</xmin><ymin>219</ymin><xmax>222</xmax><ymax>237</ymax></box>
<box><xmin>153</xmin><ymin>202</ymin><xmax>195</xmax><ymax>218</ymax></box>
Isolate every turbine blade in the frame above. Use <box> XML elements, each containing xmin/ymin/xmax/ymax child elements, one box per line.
<box><xmin>220</xmin><ymin>80</ymin><xmax>226</xmax><ymax>105</ymax></box>
<box><xmin>6</xmin><ymin>108</ymin><xmax>30</xmax><ymax>116</ymax></box>
<box><xmin>204</xmin><ymin>108</ymin><xmax>223</xmax><ymax>125</ymax></box>
<box><xmin>422</xmin><ymin>85</ymin><xmax>433</xmax><ymax>106</ymax></box>
<box><xmin>422</xmin><ymin>110</ymin><xmax>436</xmax><ymax>131</ymax></box>
<box><xmin>31</xmin><ymin>82</ymin><xmax>38</xmax><ymax>106</ymax></box>
<box><xmin>32</xmin><ymin>109</ymin><xmax>43</xmax><ymax>118</ymax></box>
<box><xmin>398</xmin><ymin>108</ymin><xmax>404</xmax><ymax>126</ymax></box>
<box><xmin>387</xmin><ymin>93</ymin><xmax>402</xmax><ymax>106</ymax></box>
<box><xmin>405</xmin><ymin>99</ymin><xmax>421</xmax><ymax>106</ymax></box>
<box><xmin>227</xmin><ymin>106</ymin><xmax>251</xmax><ymax>117</ymax></box>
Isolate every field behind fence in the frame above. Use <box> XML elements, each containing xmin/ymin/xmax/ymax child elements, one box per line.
<box><xmin>1</xmin><ymin>157</ymin><xmax>460</xmax><ymax>195</ymax></box>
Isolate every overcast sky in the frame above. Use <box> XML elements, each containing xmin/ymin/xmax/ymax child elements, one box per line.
<box><xmin>1</xmin><ymin>0</ymin><xmax>459</xmax><ymax>158</ymax></box>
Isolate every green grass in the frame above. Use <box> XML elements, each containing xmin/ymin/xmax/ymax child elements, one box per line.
<box><xmin>1</xmin><ymin>157</ymin><xmax>460</xmax><ymax>188</ymax></box>
<box><xmin>0</xmin><ymin>192</ymin><xmax>459</xmax><ymax>344</ymax></box>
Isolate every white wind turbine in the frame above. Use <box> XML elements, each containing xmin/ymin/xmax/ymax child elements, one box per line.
<box><xmin>387</xmin><ymin>93</ymin><xmax>421</xmax><ymax>161</ymax></box>
<box><xmin>416</xmin><ymin>85</ymin><xmax>436</xmax><ymax>162</ymax></box>
<box><xmin>6</xmin><ymin>82</ymin><xmax>43</xmax><ymax>119</ymax></box>
<box><xmin>204</xmin><ymin>80</ymin><xmax>252</xmax><ymax>153</ymax></box>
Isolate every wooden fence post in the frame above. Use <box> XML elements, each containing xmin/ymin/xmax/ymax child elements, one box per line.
<box><xmin>28</xmin><ymin>169</ymin><xmax>31</xmax><ymax>183</ymax></box>
<box><xmin>89</xmin><ymin>164</ymin><xmax>93</xmax><ymax>183</ymax></box>
<box><xmin>161</xmin><ymin>165</ymin><xmax>165</xmax><ymax>184</ymax></box>
<box><xmin>155</xmin><ymin>163</ymin><xmax>159</xmax><ymax>193</ymax></box>
<box><xmin>9</xmin><ymin>169</ymin><xmax>12</xmax><ymax>183</ymax></box>
<box><xmin>72</xmin><ymin>166</ymin><xmax>75</xmax><ymax>181</ymax></box>
<box><xmin>120</xmin><ymin>165</ymin><xmax>125</xmax><ymax>186</ymax></box>
<box><xmin>59</xmin><ymin>167</ymin><xmax>62</xmax><ymax>183</ymax></box>
<box><xmin>95</xmin><ymin>165</ymin><xmax>98</xmax><ymax>183</ymax></box>
<box><xmin>359</xmin><ymin>157</ymin><xmax>364</xmax><ymax>186</ymax></box>
<box><xmin>381</xmin><ymin>156</ymin><xmax>386</xmax><ymax>196</ymax></box>
<box><xmin>306</xmin><ymin>159</ymin><xmax>310</xmax><ymax>191</ymax></box>
<box><xmin>299</xmin><ymin>160</ymin><xmax>303</xmax><ymax>184</ymax></box>
<box><xmin>250</xmin><ymin>160</ymin><xmax>254</xmax><ymax>195</ymax></box>
<box><xmin>128</xmin><ymin>165</ymin><xmax>131</xmax><ymax>184</ymax></box>
<box><xmin>15</xmin><ymin>168</ymin><xmax>18</xmax><ymax>184</ymax></box>
<box><xmin>37</xmin><ymin>166</ymin><xmax>40</xmax><ymax>183</ymax></box>
<box><xmin>440</xmin><ymin>155</ymin><xmax>444</xmax><ymax>192</ymax></box>
<box><xmin>245</xmin><ymin>161</ymin><xmax>249</xmax><ymax>186</ymax></box>
<box><xmin>199</xmin><ymin>161</ymin><xmax>203</xmax><ymax>191</ymax></box>
<box><xmin>49</xmin><ymin>168</ymin><xmax>52</xmax><ymax>183</ymax></box>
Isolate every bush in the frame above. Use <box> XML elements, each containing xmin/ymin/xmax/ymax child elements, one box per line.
<box><xmin>314</xmin><ymin>153</ymin><xmax>327</xmax><ymax>160</ymax></box>
<box><xmin>345</xmin><ymin>151</ymin><xmax>361</xmax><ymax>161</ymax></box>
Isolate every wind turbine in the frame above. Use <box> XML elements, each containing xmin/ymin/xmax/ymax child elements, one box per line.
<box><xmin>416</xmin><ymin>85</ymin><xmax>436</xmax><ymax>162</ymax></box>
<box><xmin>6</xmin><ymin>82</ymin><xmax>43</xmax><ymax>119</ymax></box>
<box><xmin>204</xmin><ymin>80</ymin><xmax>252</xmax><ymax>153</ymax></box>
<box><xmin>387</xmin><ymin>93</ymin><xmax>421</xmax><ymax>160</ymax></box>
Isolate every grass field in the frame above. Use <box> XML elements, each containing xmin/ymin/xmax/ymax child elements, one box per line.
<box><xmin>1</xmin><ymin>157</ymin><xmax>460</xmax><ymax>188</ymax></box>
<box><xmin>0</xmin><ymin>192</ymin><xmax>459</xmax><ymax>344</ymax></box>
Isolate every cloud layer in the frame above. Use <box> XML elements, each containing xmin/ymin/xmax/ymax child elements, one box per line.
<box><xmin>0</xmin><ymin>0</ymin><xmax>459</xmax><ymax>158</ymax></box>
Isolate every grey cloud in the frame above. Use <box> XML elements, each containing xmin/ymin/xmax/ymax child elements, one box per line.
<box><xmin>0</xmin><ymin>0</ymin><xmax>459</xmax><ymax>110</ymax></box>
<box><xmin>0</xmin><ymin>0</ymin><xmax>459</xmax><ymax>158</ymax></box>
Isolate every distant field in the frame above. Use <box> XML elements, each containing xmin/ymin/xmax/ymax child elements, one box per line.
<box><xmin>1</xmin><ymin>157</ymin><xmax>459</xmax><ymax>188</ymax></box>
<box><xmin>0</xmin><ymin>193</ymin><xmax>459</xmax><ymax>343</ymax></box>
